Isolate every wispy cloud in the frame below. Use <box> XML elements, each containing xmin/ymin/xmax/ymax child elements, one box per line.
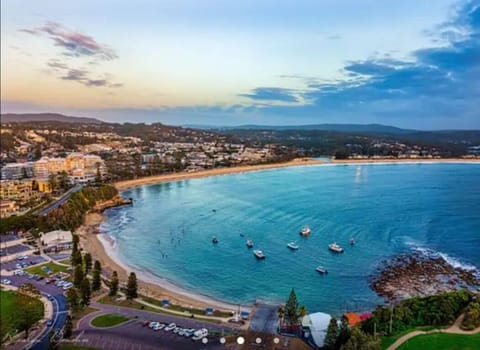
<box><xmin>239</xmin><ymin>87</ymin><xmax>300</xmax><ymax>103</ymax></box>
<box><xmin>47</xmin><ymin>59</ymin><xmax>122</xmax><ymax>88</ymax></box>
<box><xmin>19</xmin><ymin>21</ymin><xmax>117</xmax><ymax>60</ymax></box>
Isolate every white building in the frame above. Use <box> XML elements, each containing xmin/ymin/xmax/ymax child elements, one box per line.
<box><xmin>0</xmin><ymin>162</ymin><xmax>34</xmax><ymax>180</ymax></box>
<box><xmin>302</xmin><ymin>312</ymin><xmax>332</xmax><ymax>348</ymax></box>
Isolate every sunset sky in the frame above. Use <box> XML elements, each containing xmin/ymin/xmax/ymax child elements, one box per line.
<box><xmin>1</xmin><ymin>0</ymin><xmax>479</xmax><ymax>128</ymax></box>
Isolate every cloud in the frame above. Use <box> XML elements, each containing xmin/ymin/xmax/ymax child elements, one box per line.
<box><xmin>239</xmin><ymin>87</ymin><xmax>299</xmax><ymax>103</ymax></box>
<box><xmin>19</xmin><ymin>21</ymin><xmax>117</xmax><ymax>60</ymax></box>
<box><xmin>46</xmin><ymin>59</ymin><xmax>122</xmax><ymax>88</ymax></box>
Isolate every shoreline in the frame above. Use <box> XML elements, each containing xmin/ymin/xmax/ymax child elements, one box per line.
<box><xmin>114</xmin><ymin>158</ymin><xmax>324</xmax><ymax>191</ymax></box>
<box><xmin>114</xmin><ymin>157</ymin><xmax>480</xmax><ymax>191</ymax></box>
<box><xmin>77</xmin><ymin>212</ymin><xmax>250</xmax><ymax>313</ymax></box>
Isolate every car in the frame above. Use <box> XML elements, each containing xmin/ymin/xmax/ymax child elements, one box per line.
<box><xmin>35</xmin><ymin>275</ymin><xmax>44</xmax><ymax>281</ymax></box>
<box><xmin>164</xmin><ymin>323</ymin><xmax>176</xmax><ymax>331</ymax></box>
<box><xmin>62</xmin><ymin>282</ymin><xmax>73</xmax><ymax>290</ymax></box>
<box><xmin>47</xmin><ymin>320</ymin><xmax>53</xmax><ymax>326</ymax></box>
<box><xmin>28</xmin><ymin>274</ymin><xmax>35</xmax><ymax>279</ymax></box>
<box><xmin>45</xmin><ymin>278</ymin><xmax>54</xmax><ymax>284</ymax></box>
<box><xmin>173</xmin><ymin>327</ymin><xmax>182</xmax><ymax>334</ymax></box>
<box><xmin>1</xmin><ymin>279</ymin><xmax>12</xmax><ymax>285</ymax></box>
<box><xmin>148</xmin><ymin>321</ymin><xmax>158</xmax><ymax>328</ymax></box>
<box><xmin>55</xmin><ymin>280</ymin><xmax>65</xmax><ymax>287</ymax></box>
<box><xmin>48</xmin><ymin>295</ymin><xmax>55</xmax><ymax>301</ymax></box>
<box><xmin>142</xmin><ymin>321</ymin><xmax>150</xmax><ymax>327</ymax></box>
<box><xmin>192</xmin><ymin>328</ymin><xmax>208</xmax><ymax>341</ymax></box>
<box><xmin>177</xmin><ymin>328</ymin><xmax>187</xmax><ymax>336</ymax></box>
<box><xmin>13</xmin><ymin>269</ymin><xmax>24</xmax><ymax>276</ymax></box>
<box><xmin>184</xmin><ymin>328</ymin><xmax>195</xmax><ymax>337</ymax></box>
<box><xmin>153</xmin><ymin>324</ymin><xmax>165</xmax><ymax>331</ymax></box>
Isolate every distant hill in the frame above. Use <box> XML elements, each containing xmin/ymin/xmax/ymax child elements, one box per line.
<box><xmin>0</xmin><ymin>113</ymin><xmax>103</xmax><ymax>124</ymax></box>
<box><xmin>186</xmin><ymin>123</ymin><xmax>416</xmax><ymax>134</ymax></box>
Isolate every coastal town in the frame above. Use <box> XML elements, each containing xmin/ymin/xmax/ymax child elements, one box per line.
<box><xmin>1</xmin><ymin>116</ymin><xmax>480</xmax><ymax>350</ymax></box>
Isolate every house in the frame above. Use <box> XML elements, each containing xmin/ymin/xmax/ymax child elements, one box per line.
<box><xmin>41</xmin><ymin>230</ymin><xmax>73</xmax><ymax>252</ymax></box>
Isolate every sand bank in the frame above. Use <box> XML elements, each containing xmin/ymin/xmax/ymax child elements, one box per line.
<box><xmin>114</xmin><ymin>158</ymin><xmax>324</xmax><ymax>191</ymax></box>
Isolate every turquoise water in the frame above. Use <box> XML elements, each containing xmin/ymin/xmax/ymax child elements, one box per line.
<box><xmin>101</xmin><ymin>163</ymin><xmax>480</xmax><ymax>315</ymax></box>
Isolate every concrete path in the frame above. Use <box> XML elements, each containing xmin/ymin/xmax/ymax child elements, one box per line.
<box><xmin>386</xmin><ymin>314</ymin><xmax>480</xmax><ymax>350</ymax></box>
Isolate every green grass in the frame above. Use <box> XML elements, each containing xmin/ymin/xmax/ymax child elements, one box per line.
<box><xmin>25</xmin><ymin>261</ymin><xmax>69</xmax><ymax>277</ymax></box>
<box><xmin>90</xmin><ymin>313</ymin><xmax>130</xmax><ymax>328</ymax></box>
<box><xmin>141</xmin><ymin>295</ymin><xmax>233</xmax><ymax>318</ymax></box>
<box><xmin>0</xmin><ymin>289</ymin><xmax>44</xmax><ymax>339</ymax></box>
<box><xmin>381</xmin><ymin>326</ymin><xmax>442</xmax><ymax>349</ymax></box>
<box><xmin>97</xmin><ymin>295</ymin><xmax>221</xmax><ymax>324</ymax></box>
<box><xmin>396</xmin><ymin>333</ymin><xmax>480</xmax><ymax>350</ymax></box>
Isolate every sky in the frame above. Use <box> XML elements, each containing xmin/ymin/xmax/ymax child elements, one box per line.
<box><xmin>1</xmin><ymin>0</ymin><xmax>479</xmax><ymax>129</ymax></box>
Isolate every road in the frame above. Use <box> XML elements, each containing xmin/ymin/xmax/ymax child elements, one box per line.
<box><xmin>1</xmin><ymin>274</ymin><xmax>68</xmax><ymax>350</ymax></box>
<box><xmin>37</xmin><ymin>184</ymin><xmax>83</xmax><ymax>216</ymax></box>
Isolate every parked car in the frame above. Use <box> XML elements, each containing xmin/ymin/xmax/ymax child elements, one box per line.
<box><xmin>164</xmin><ymin>323</ymin><xmax>176</xmax><ymax>332</ymax></box>
<box><xmin>62</xmin><ymin>282</ymin><xmax>73</xmax><ymax>290</ymax></box>
<box><xmin>153</xmin><ymin>324</ymin><xmax>165</xmax><ymax>331</ymax></box>
<box><xmin>142</xmin><ymin>321</ymin><xmax>150</xmax><ymax>327</ymax></box>
<box><xmin>148</xmin><ymin>321</ymin><xmax>159</xmax><ymax>328</ymax></box>
<box><xmin>184</xmin><ymin>328</ymin><xmax>195</xmax><ymax>337</ymax></box>
<box><xmin>1</xmin><ymin>278</ymin><xmax>12</xmax><ymax>285</ymax></box>
<box><xmin>192</xmin><ymin>328</ymin><xmax>208</xmax><ymax>341</ymax></box>
<box><xmin>47</xmin><ymin>320</ymin><xmax>53</xmax><ymax>326</ymax></box>
<box><xmin>13</xmin><ymin>269</ymin><xmax>24</xmax><ymax>276</ymax></box>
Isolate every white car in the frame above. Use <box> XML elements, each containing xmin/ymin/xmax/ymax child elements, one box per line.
<box><xmin>62</xmin><ymin>283</ymin><xmax>73</xmax><ymax>290</ymax></box>
<box><xmin>153</xmin><ymin>324</ymin><xmax>165</xmax><ymax>331</ymax></box>
<box><xmin>148</xmin><ymin>321</ymin><xmax>158</xmax><ymax>328</ymax></box>
<box><xmin>192</xmin><ymin>328</ymin><xmax>208</xmax><ymax>341</ymax></box>
<box><xmin>164</xmin><ymin>323</ymin><xmax>176</xmax><ymax>332</ymax></box>
<box><xmin>56</xmin><ymin>280</ymin><xmax>66</xmax><ymax>287</ymax></box>
<box><xmin>1</xmin><ymin>278</ymin><xmax>12</xmax><ymax>285</ymax></box>
<box><xmin>13</xmin><ymin>269</ymin><xmax>24</xmax><ymax>276</ymax></box>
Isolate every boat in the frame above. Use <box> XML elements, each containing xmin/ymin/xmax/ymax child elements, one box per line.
<box><xmin>316</xmin><ymin>266</ymin><xmax>328</xmax><ymax>274</ymax></box>
<box><xmin>253</xmin><ymin>249</ymin><xmax>266</xmax><ymax>259</ymax></box>
<box><xmin>328</xmin><ymin>242</ymin><xmax>344</xmax><ymax>253</ymax></box>
<box><xmin>240</xmin><ymin>233</ymin><xmax>245</xmax><ymax>237</ymax></box>
<box><xmin>349</xmin><ymin>238</ymin><xmax>356</xmax><ymax>245</ymax></box>
<box><xmin>212</xmin><ymin>236</ymin><xmax>219</xmax><ymax>244</ymax></box>
<box><xmin>246</xmin><ymin>239</ymin><xmax>254</xmax><ymax>248</ymax></box>
<box><xmin>287</xmin><ymin>242</ymin><xmax>299</xmax><ymax>250</ymax></box>
<box><xmin>299</xmin><ymin>226</ymin><xmax>311</xmax><ymax>237</ymax></box>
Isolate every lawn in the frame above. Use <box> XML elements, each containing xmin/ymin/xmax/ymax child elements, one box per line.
<box><xmin>0</xmin><ymin>289</ymin><xmax>44</xmax><ymax>338</ymax></box>
<box><xmin>396</xmin><ymin>333</ymin><xmax>480</xmax><ymax>350</ymax></box>
<box><xmin>98</xmin><ymin>295</ymin><xmax>221</xmax><ymax>324</ymax></box>
<box><xmin>381</xmin><ymin>326</ymin><xmax>442</xmax><ymax>349</ymax></box>
<box><xmin>141</xmin><ymin>295</ymin><xmax>233</xmax><ymax>318</ymax></box>
<box><xmin>25</xmin><ymin>261</ymin><xmax>69</xmax><ymax>277</ymax></box>
<box><xmin>90</xmin><ymin>313</ymin><xmax>130</xmax><ymax>328</ymax></box>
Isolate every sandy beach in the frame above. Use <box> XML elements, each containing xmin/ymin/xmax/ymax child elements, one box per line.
<box><xmin>114</xmin><ymin>157</ymin><xmax>324</xmax><ymax>191</ymax></box>
<box><xmin>77</xmin><ymin>212</ymin><xmax>248</xmax><ymax>312</ymax></box>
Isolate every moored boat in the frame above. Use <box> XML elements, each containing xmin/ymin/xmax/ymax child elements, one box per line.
<box><xmin>299</xmin><ymin>226</ymin><xmax>311</xmax><ymax>237</ymax></box>
<box><xmin>246</xmin><ymin>239</ymin><xmax>254</xmax><ymax>248</ymax></box>
<box><xmin>316</xmin><ymin>266</ymin><xmax>328</xmax><ymax>274</ymax></box>
<box><xmin>350</xmin><ymin>238</ymin><xmax>355</xmax><ymax>245</ymax></box>
<box><xmin>287</xmin><ymin>242</ymin><xmax>299</xmax><ymax>250</ymax></box>
<box><xmin>253</xmin><ymin>249</ymin><xmax>266</xmax><ymax>259</ymax></box>
<box><xmin>212</xmin><ymin>236</ymin><xmax>219</xmax><ymax>244</ymax></box>
<box><xmin>328</xmin><ymin>242</ymin><xmax>344</xmax><ymax>253</ymax></box>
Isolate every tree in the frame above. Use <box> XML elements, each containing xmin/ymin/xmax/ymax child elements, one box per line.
<box><xmin>83</xmin><ymin>252</ymin><xmax>92</xmax><ymax>275</ymax></box>
<box><xmin>71</xmin><ymin>249</ymin><xmax>82</xmax><ymax>266</ymax></box>
<box><xmin>334</xmin><ymin>148</ymin><xmax>350</xmax><ymax>160</ymax></box>
<box><xmin>324</xmin><ymin>317</ymin><xmax>339</xmax><ymax>350</ymax></box>
<box><xmin>92</xmin><ymin>260</ymin><xmax>102</xmax><ymax>291</ymax></box>
<box><xmin>73</xmin><ymin>265</ymin><xmax>84</xmax><ymax>288</ymax></box>
<box><xmin>109</xmin><ymin>271</ymin><xmax>119</xmax><ymax>297</ymax></box>
<box><xmin>80</xmin><ymin>277</ymin><xmax>91</xmax><ymax>306</ymax></box>
<box><xmin>284</xmin><ymin>288</ymin><xmax>300</xmax><ymax>326</ymax></box>
<box><xmin>337</xmin><ymin>316</ymin><xmax>352</xmax><ymax>349</ymax></box>
<box><xmin>95</xmin><ymin>163</ymin><xmax>102</xmax><ymax>183</ymax></box>
<box><xmin>13</xmin><ymin>293</ymin><xmax>43</xmax><ymax>339</ymax></box>
<box><xmin>66</xmin><ymin>287</ymin><xmax>80</xmax><ymax>312</ymax></box>
<box><xmin>58</xmin><ymin>171</ymin><xmax>69</xmax><ymax>190</ymax></box>
<box><xmin>64</xmin><ymin>315</ymin><xmax>73</xmax><ymax>338</ymax></box>
<box><xmin>340</xmin><ymin>327</ymin><xmax>379</xmax><ymax>350</ymax></box>
<box><xmin>126</xmin><ymin>272</ymin><xmax>138</xmax><ymax>300</ymax></box>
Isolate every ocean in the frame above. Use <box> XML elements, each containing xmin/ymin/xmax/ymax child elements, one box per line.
<box><xmin>101</xmin><ymin>163</ymin><xmax>480</xmax><ymax>315</ymax></box>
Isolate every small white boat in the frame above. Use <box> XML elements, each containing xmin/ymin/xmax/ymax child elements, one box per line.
<box><xmin>328</xmin><ymin>242</ymin><xmax>344</xmax><ymax>253</ymax></box>
<box><xmin>299</xmin><ymin>226</ymin><xmax>311</xmax><ymax>237</ymax></box>
<box><xmin>253</xmin><ymin>249</ymin><xmax>266</xmax><ymax>259</ymax></box>
<box><xmin>316</xmin><ymin>266</ymin><xmax>328</xmax><ymax>274</ymax></box>
<box><xmin>246</xmin><ymin>239</ymin><xmax>254</xmax><ymax>248</ymax></box>
<box><xmin>287</xmin><ymin>242</ymin><xmax>299</xmax><ymax>250</ymax></box>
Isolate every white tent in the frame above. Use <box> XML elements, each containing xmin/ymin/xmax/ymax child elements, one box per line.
<box><xmin>302</xmin><ymin>312</ymin><xmax>332</xmax><ymax>348</ymax></box>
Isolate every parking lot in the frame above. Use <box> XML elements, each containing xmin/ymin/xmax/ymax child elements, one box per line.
<box><xmin>1</xmin><ymin>255</ymin><xmax>47</xmax><ymax>271</ymax></box>
<box><xmin>0</xmin><ymin>244</ymin><xmax>32</xmax><ymax>257</ymax></box>
<box><xmin>77</xmin><ymin>318</ymin><xmax>233</xmax><ymax>350</ymax></box>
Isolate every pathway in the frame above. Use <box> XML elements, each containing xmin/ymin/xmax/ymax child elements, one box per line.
<box><xmin>386</xmin><ymin>314</ymin><xmax>480</xmax><ymax>350</ymax></box>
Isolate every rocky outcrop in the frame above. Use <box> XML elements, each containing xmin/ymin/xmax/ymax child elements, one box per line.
<box><xmin>370</xmin><ymin>250</ymin><xmax>480</xmax><ymax>302</ymax></box>
<box><xmin>93</xmin><ymin>195</ymin><xmax>133</xmax><ymax>212</ymax></box>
